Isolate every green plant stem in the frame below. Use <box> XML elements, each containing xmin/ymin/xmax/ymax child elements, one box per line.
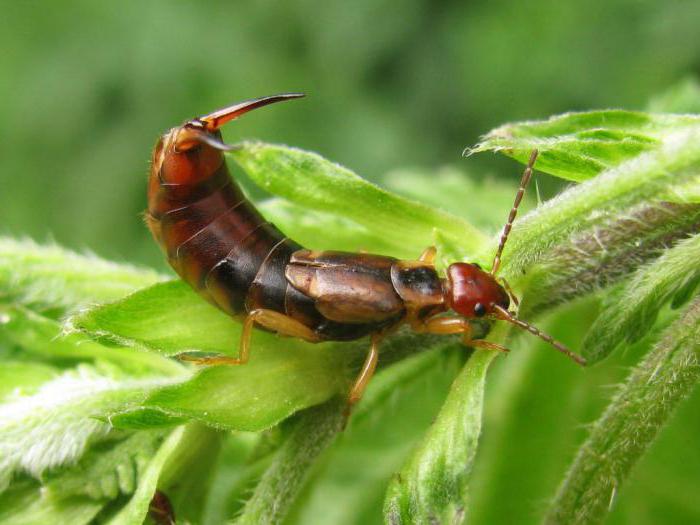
<box><xmin>233</xmin><ymin>398</ymin><xmax>345</xmax><ymax>525</ymax></box>
<box><xmin>544</xmin><ymin>294</ymin><xmax>700</xmax><ymax>525</ymax></box>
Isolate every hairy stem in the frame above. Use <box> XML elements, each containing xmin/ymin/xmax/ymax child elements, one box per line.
<box><xmin>233</xmin><ymin>398</ymin><xmax>345</xmax><ymax>525</ymax></box>
<box><xmin>544</xmin><ymin>295</ymin><xmax>700</xmax><ymax>524</ymax></box>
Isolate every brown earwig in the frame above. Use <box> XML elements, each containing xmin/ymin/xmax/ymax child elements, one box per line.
<box><xmin>148</xmin><ymin>490</ymin><xmax>175</xmax><ymax>525</ymax></box>
<box><xmin>146</xmin><ymin>94</ymin><xmax>586</xmax><ymax>410</ymax></box>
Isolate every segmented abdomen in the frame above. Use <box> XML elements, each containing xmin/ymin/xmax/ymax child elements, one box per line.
<box><xmin>147</xmin><ymin>159</ymin><xmax>303</xmax><ymax>318</ymax></box>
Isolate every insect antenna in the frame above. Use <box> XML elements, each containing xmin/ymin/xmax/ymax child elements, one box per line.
<box><xmin>493</xmin><ymin>305</ymin><xmax>587</xmax><ymax>366</ymax></box>
<box><xmin>491</xmin><ymin>149</ymin><xmax>538</xmax><ymax>276</ymax></box>
<box><xmin>199</xmin><ymin>93</ymin><xmax>305</xmax><ymax>131</ymax></box>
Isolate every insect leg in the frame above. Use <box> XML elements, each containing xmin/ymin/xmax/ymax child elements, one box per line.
<box><xmin>240</xmin><ymin>309</ymin><xmax>322</xmax><ymax>362</ymax></box>
<box><xmin>413</xmin><ymin>316</ymin><xmax>510</xmax><ymax>353</ymax></box>
<box><xmin>418</xmin><ymin>246</ymin><xmax>437</xmax><ymax>264</ymax></box>
<box><xmin>178</xmin><ymin>309</ymin><xmax>321</xmax><ymax>367</ymax></box>
<box><xmin>347</xmin><ymin>333</ymin><xmax>381</xmax><ymax>409</ymax></box>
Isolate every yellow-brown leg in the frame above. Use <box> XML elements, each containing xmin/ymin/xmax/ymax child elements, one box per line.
<box><xmin>178</xmin><ymin>308</ymin><xmax>321</xmax><ymax>366</ymax></box>
<box><xmin>347</xmin><ymin>333</ymin><xmax>381</xmax><ymax>407</ymax></box>
<box><xmin>418</xmin><ymin>245</ymin><xmax>437</xmax><ymax>264</ymax></box>
<box><xmin>412</xmin><ymin>315</ymin><xmax>510</xmax><ymax>353</ymax></box>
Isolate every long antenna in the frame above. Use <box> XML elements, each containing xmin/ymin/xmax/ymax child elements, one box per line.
<box><xmin>491</xmin><ymin>149</ymin><xmax>538</xmax><ymax>276</ymax></box>
<box><xmin>493</xmin><ymin>305</ymin><xmax>587</xmax><ymax>366</ymax></box>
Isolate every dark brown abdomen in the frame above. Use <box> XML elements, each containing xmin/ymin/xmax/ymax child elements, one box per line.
<box><xmin>147</xmin><ymin>159</ymin><xmax>395</xmax><ymax>341</ymax></box>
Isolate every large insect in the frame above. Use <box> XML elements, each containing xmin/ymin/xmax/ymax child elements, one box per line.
<box><xmin>146</xmin><ymin>94</ymin><xmax>586</xmax><ymax>409</ymax></box>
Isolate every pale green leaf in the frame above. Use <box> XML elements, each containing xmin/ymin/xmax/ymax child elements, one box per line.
<box><xmin>0</xmin><ymin>305</ymin><xmax>182</xmax><ymax>375</ymax></box>
<box><xmin>0</xmin><ymin>238</ymin><xmax>164</xmax><ymax>316</ymax></box>
<box><xmin>0</xmin><ymin>363</ymin><xmax>179</xmax><ymax>491</ymax></box>
<box><xmin>469</xmin><ymin>110</ymin><xmax>700</xmax><ymax>181</ymax></box>
<box><xmin>230</xmin><ymin>142</ymin><xmax>487</xmax><ymax>256</ymax></box>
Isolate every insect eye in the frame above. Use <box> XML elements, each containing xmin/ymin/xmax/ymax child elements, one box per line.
<box><xmin>474</xmin><ymin>303</ymin><xmax>486</xmax><ymax>317</ymax></box>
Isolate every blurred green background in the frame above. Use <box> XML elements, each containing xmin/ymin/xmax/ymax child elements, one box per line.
<box><xmin>3</xmin><ymin>0</ymin><xmax>700</xmax><ymax>270</ymax></box>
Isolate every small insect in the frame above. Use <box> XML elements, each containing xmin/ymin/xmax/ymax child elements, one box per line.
<box><xmin>148</xmin><ymin>490</ymin><xmax>175</xmax><ymax>525</ymax></box>
<box><xmin>146</xmin><ymin>94</ymin><xmax>586</xmax><ymax>410</ymax></box>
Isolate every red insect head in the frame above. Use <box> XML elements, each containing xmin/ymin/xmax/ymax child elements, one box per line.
<box><xmin>446</xmin><ymin>262</ymin><xmax>510</xmax><ymax>319</ymax></box>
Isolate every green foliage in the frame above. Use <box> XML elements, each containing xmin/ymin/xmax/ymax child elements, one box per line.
<box><xmin>384</xmin><ymin>348</ymin><xmax>497</xmax><ymax>524</ymax></box>
<box><xmin>2</xmin><ymin>96</ymin><xmax>700</xmax><ymax>525</ymax></box>
<box><xmin>584</xmin><ymin>233</ymin><xmax>700</xmax><ymax>362</ymax></box>
<box><xmin>231</xmin><ymin>143</ymin><xmax>486</xmax><ymax>258</ymax></box>
<box><xmin>469</xmin><ymin>111</ymin><xmax>700</xmax><ymax>181</ymax></box>
<box><xmin>546</xmin><ymin>296</ymin><xmax>700</xmax><ymax>524</ymax></box>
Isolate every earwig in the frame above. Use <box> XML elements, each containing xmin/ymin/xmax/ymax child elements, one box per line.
<box><xmin>146</xmin><ymin>94</ymin><xmax>586</xmax><ymax>410</ymax></box>
<box><xmin>148</xmin><ymin>490</ymin><xmax>175</xmax><ymax>525</ymax></box>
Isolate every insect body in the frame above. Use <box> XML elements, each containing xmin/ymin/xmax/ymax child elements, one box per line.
<box><xmin>147</xmin><ymin>94</ymin><xmax>585</xmax><ymax>409</ymax></box>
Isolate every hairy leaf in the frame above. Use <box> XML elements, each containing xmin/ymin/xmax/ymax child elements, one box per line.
<box><xmin>545</xmin><ymin>295</ymin><xmax>700</xmax><ymax>525</ymax></box>
<box><xmin>469</xmin><ymin>110</ymin><xmax>700</xmax><ymax>181</ymax></box>
<box><xmin>0</xmin><ymin>363</ymin><xmax>177</xmax><ymax>491</ymax></box>
<box><xmin>584</xmin><ymin>233</ymin><xmax>700</xmax><ymax>362</ymax></box>
<box><xmin>0</xmin><ymin>238</ymin><xmax>163</xmax><ymax>316</ymax></box>
<box><xmin>487</xmin><ymin>123</ymin><xmax>700</xmax><ymax>288</ymax></box>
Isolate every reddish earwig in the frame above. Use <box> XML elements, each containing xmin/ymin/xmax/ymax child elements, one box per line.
<box><xmin>146</xmin><ymin>94</ymin><xmax>586</xmax><ymax>409</ymax></box>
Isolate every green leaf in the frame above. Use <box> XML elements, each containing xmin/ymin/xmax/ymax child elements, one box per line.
<box><xmin>544</xmin><ymin>295</ymin><xmax>700</xmax><ymax>525</ymax></box>
<box><xmin>486</xmin><ymin>123</ymin><xmax>700</xmax><ymax>290</ymax></box>
<box><xmin>230</xmin><ymin>143</ymin><xmax>487</xmax><ymax>256</ymax></box>
<box><xmin>44</xmin><ymin>430</ymin><xmax>166</xmax><ymax>500</ymax></box>
<box><xmin>0</xmin><ymin>305</ymin><xmax>182</xmax><ymax>375</ymax></box>
<box><xmin>384</xmin><ymin>165</ymin><xmax>534</xmax><ymax>231</ymax></box>
<box><xmin>233</xmin><ymin>398</ymin><xmax>345</xmax><ymax>525</ymax></box>
<box><xmin>259</xmin><ymin>198</ymin><xmax>398</xmax><ymax>256</ymax></box>
<box><xmin>0</xmin><ymin>363</ymin><xmax>178</xmax><ymax>491</ymax></box>
<box><xmin>286</xmin><ymin>349</ymin><xmax>464</xmax><ymax>525</ymax></box>
<box><xmin>584</xmin><ymin>233</ymin><xmax>700</xmax><ymax>363</ymax></box>
<box><xmin>69</xmin><ymin>280</ymin><xmax>348</xmax><ymax>431</ymax></box>
<box><xmin>0</xmin><ymin>238</ymin><xmax>163</xmax><ymax>316</ymax></box>
<box><xmin>68</xmin><ymin>280</ymin><xmax>243</xmax><ymax>356</ymax></box>
<box><xmin>520</xmin><ymin>201</ymin><xmax>700</xmax><ymax>317</ymax></box>
<box><xmin>158</xmin><ymin>424</ymin><xmax>223</xmax><ymax>524</ymax></box>
<box><xmin>0</xmin><ymin>362</ymin><xmax>57</xmax><ymax>401</ymax></box>
<box><xmin>469</xmin><ymin>110</ymin><xmax>700</xmax><ymax>181</ymax></box>
<box><xmin>384</xmin><ymin>348</ymin><xmax>497</xmax><ymax>524</ymax></box>
<box><xmin>108</xmin><ymin>352</ymin><xmax>346</xmax><ymax>432</ymax></box>
<box><xmin>0</xmin><ymin>481</ymin><xmax>103</xmax><ymax>525</ymax></box>
<box><xmin>106</xmin><ymin>426</ymin><xmax>185</xmax><ymax>525</ymax></box>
